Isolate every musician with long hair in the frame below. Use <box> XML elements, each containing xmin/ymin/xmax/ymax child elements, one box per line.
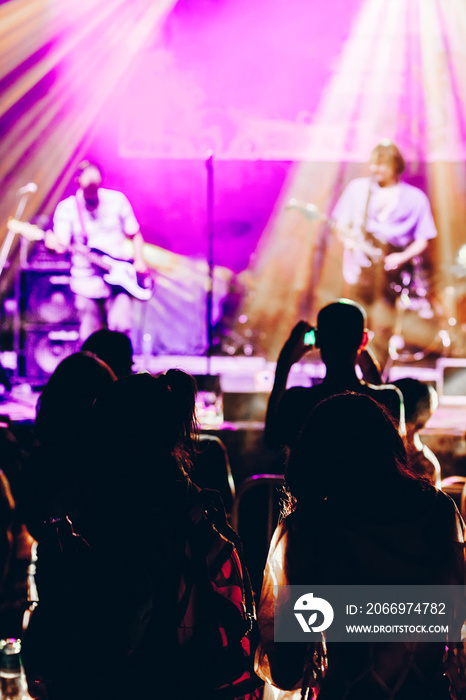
<box><xmin>332</xmin><ymin>140</ymin><xmax>437</xmax><ymax>366</ymax></box>
<box><xmin>52</xmin><ymin>160</ymin><xmax>148</xmax><ymax>342</ymax></box>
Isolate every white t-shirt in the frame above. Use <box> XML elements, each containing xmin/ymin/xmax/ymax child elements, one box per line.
<box><xmin>332</xmin><ymin>177</ymin><xmax>437</xmax><ymax>284</ymax></box>
<box><xmin>53</xmin><ymin>188</ymin><xmax>139</xmax><ymax>298</ymax></box>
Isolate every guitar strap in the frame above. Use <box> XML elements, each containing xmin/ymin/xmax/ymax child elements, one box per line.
<box><xmin>74</xmin><ymin>194</ymin><xmax>89</xmax><ymax>247</ymax></box>
<box><xmin>361</xmin><ymin>180</ymin><xmax>373</xmax><ymax>235</ymax></box>
<box><xmin>72</xmin><ymin>195</ymin><xmax>152</xmax><ymax>302</ymax></box>
<box><xmin>353</xmin><ymin>181</ymin><xmax>384</xmax><ymax>298</ymax></box>
<box><xmin>74</xmin><ymin>194</ymin><xmax>101</xmax><ymax>281</ymax></box>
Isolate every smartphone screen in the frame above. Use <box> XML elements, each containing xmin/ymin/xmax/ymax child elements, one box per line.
<box><xmin>303</xmin><ymin>329</ymin><xmax>316</xmax><ymax>346</ymax></box>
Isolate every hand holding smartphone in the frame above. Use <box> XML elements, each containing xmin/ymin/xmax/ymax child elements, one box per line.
<box><xmin>303</xmin><ymin>328</ymin><xmax>316</xmax><ymax>346</ymax></box>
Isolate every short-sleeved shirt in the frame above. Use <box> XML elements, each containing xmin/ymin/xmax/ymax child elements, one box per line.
<box><xmin>273</xmin><ymin>379</ymin><xmax>404</xmax><ymax>450</ymax></box>
<box><xmin>332</xmin><ymin>177</ymin><xmax>437</xmax><ymax>284</ymax></box>
<box><xmin>53</xmin><ymin>188</ymin><xmax>139</xmax><ymax>299</ymax></box>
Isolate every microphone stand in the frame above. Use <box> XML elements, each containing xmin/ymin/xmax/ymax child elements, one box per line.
<box><xmin>196</xmin><ymin>151</ymin><xmax>223</xmax><ymax>426</ymax></box>
<box><xmin>205</xmin><ymin>151</ymin><xmax>214</xmax><ymax>374</ymax></box>
<box><xmin>0</xmin><ymin>191</ymin><xmax>34</xmax><ymax>380</ymax></box>
<box><xmin>0</xmin><ymin>192</ymin><xmax>30</xmax><ymax>277</ymax></box>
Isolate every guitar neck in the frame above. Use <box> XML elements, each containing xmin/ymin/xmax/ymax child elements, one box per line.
<box><xmin>7</xmin><ymin>219</ymin><xmax>45</xmax><ymax>242</ymax></box>
<box><xmin>77</xmin><ymin>248</ymin><xmax>111</xmax><ymax>272</ymax></box>
<box><xmin>285</xmin><ymin>202</ymin><xmax>379</xmax><ymax>258</ymax></box>
<box><xmin>322</xmin><ymin>213</ymin><xmax>342</xmax><ymax>234</ymax></box>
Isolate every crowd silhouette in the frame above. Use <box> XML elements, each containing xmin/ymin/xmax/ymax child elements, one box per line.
<box><xmin>0</xmin><ymin>312</ymin><xmax>465</xmax><ymax>700</ymax></box>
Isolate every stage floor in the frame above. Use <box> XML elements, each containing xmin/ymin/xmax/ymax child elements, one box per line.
<box><xmin>1</xmin><ymin>354</ymin><xmax>466</xmax><ymax>485</ymax></box>
<box><xmin>2</xmin><ymin>354</ymin><xmax>466</xmax><ymax>434</ymax></box>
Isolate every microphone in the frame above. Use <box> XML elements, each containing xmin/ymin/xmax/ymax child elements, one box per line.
<box><xmin>205</xmin><ymin>150</ymin><xmax>214</xmax><ymax>169</ymax></box>
<box><xmin>17</xmin><ymin>182</ymin><xmax>38</xmax><ymax>196</ymax></box>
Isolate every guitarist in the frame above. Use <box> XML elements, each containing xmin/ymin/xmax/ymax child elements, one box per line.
<box><xmin>52</xmin><ymin>160</ymin><xmax>148</xmax><ymax>342</ymax></box>
<box><xmin>331</xmin><ymin>140</ymin><xmax>437</xmax><ymax>366</ymax></box>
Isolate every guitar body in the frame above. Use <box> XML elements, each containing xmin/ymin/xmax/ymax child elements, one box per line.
<box><xmin>285</xmin><ymin>199</ymin><xmax>423</xmax><ymax>296</ymax></box>
<box><xmin>360</xmin><ymin>232</ymin><xmax>428</xmax><ymax>302</ymax></box>
<box><xmin>96</xmin><ymin>253</ymin><xmax>154</xmax><ymax>301</ymax></box>
<box><xmin>7</xmin><ymin>219</ymin><xmax>154</xmax><ymax>301</ymax></box>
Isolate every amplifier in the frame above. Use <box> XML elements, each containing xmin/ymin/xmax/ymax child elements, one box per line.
<box><xmin>21</xmin><ymin>268</ymin><xmax>77</xmax><ymax>325</ymax></box>
<box><xmin>23</xmin><ymin>326</ymin><xmax>80</xmax><ymax>382</ymax></box>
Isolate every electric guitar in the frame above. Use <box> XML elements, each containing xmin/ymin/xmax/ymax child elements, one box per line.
<box><xmin>285</xmin><ymin>198</ymin><xmax>383</xmax><ymax>262</ymax></box>
<box><xmin>7</xmin><ymin>218</ymin><xmax>154</xmax><ymax>301</ymax></box>
<box><xmin>285</xmin><ymin>198</ymin><xmax>419</xmax><ymax>292</ymax></box>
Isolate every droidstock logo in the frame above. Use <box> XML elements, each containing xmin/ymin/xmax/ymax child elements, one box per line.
<box><xmin>294</xmin><ymin>592</ymin><xmax>334</xmax><ymax>633</ymax></box>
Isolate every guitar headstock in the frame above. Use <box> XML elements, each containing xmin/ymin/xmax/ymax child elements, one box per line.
<box><xmin>285</xmin><ymin>198</ymin><xmax>321</xmax><ymax>222</ymax></box>
<box><xmin>7</xmin><ymin>218</ymin><xmax>44</xmax><ymax>241</ymax></box>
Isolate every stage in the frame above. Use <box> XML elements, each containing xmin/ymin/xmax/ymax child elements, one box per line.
<box><xmin>2</xmin><ymin>354</ymin><xmax>466</xmax><ymax>486</ymax></box>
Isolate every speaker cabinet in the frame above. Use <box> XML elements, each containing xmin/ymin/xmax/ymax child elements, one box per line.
<box><xmin>23</xmin><ymin>327</ymin><xmax>80</xmax><ymax>381</ymax></box>
<box><xmin>20</xmin><ymin>266</ymin><xmax>79</xmax><ymax>382</ymax></box>
<box><xmin>21</xmin><ymin>268</ymin><xmax>77</xmax><ymax>325</ymax></box>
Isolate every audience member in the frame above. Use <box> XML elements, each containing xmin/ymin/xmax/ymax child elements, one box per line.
<box><xmin>0</xmin><ymin>470</ymin><xmax>15</xmax><ymax>589</ymax></box>
<box><xmin>191</xmin><ymin>434</ymin><xmax>236</xmax><ymax>513</ymax></box>
<box><xmin>153</xmin><ymin>371</ymin><xmax>236</xmax><ymax>512</ymax></box>
<box><xmin>0</xmin><ymin>422</ymin><xmax>24</xmax><ymax>502</ymax></box>
<box><xmin>21</xmin><ymin>351</ymin><xmax>116</xmax><ymax>540</ymax></box>
<box><xmin>81</xmin><ymin>328</ymin><xmax>134</xmax><ymax>378</ymax></box>
<box><xmin>264</xmin><ymin>299</ymin><xmax>405</xmax><ymax>451</ymax></box>
<box><xmin>256</xmin><ymin>393</ymin><xmax>465</xmax><ymax>699</ymax></box>
<box><xmin>23</xmin><ymin>370</ymin><xmax>258</xmax><ymax>700</ymax></box>
<box><xmin>0</xmin><ymin>424</ymin><xmax>34</xmax><ymax>639</ymax></box>
<box><xmin>393</xmin><ymin>377</ymin><xmax>442</xmax><ymax>487</ymax></box>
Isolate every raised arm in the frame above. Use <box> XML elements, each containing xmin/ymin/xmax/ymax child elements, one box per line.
<box><xmin>264</xmin><ymin>320</ymin><xmax>313</xmax><ymax>450</ymax></box>
<box><xmin>357</xmin><ymin>344</ymin><xmax>382</xmax><ymax>384</ymax></box>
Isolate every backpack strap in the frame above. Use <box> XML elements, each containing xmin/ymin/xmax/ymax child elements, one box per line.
<box><xmin>192</xmin><ymin>489</ymin><xmax>256</xmax><ymax>634</ymax></box>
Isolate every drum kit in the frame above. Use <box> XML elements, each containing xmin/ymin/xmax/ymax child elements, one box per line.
<box><xmin>388</xmin><ymin>246</ymin><xmax>466</xmax><ymax>363</ymax></box>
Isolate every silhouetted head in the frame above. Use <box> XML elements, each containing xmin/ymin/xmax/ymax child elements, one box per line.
<box><xmin>286</xmin><ymin>392</ymin><xmax>408</xmax><ymax>511</ymax></box>
<box><xmin>82</xmin><ymin>329</ymin><xmax>134</xmax><ymax>379</ymax></box>
<box><xmin>392</xmin><ymin>378</ymin><xmax>438</xmax><ymax>432</ymax></box>
<box><xmin>316</xmin><ymin>299</ymin><xmax>367</xmax><ymax>365</ymax></box>
<box><xmin>92</xmin><ymin>369</ymin><xmax>198</xmax><ymax>482</ymax></box>
<box><xmin>35</xmin><ymin>351</ymin><xmax>116</xmax><ymax>446</ymax></box>
<box><xmin>87</xmin><ymin>369</ymin><xmax>200</xmax><ymax>539</ymax></box>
